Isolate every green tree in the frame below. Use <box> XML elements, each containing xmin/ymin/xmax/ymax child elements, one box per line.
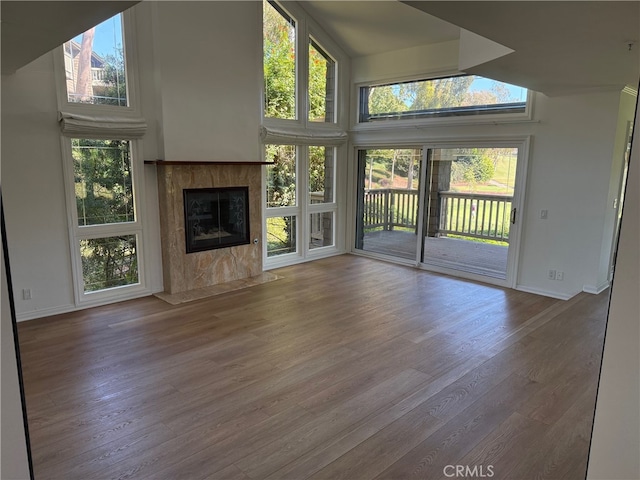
<box><xmin>100</xmin><ymin>50</ymin><xmax>127</xmax><ymax>106</ymax></box>
<box><xmin>73</xmin><ymin>139</ymin><xmax>138</xmax><ymax>291</ymax></box>
<box><xmin>263</xmin><ymin>0</ymin><xmax>295</xmax><ymax>119</ymax></box>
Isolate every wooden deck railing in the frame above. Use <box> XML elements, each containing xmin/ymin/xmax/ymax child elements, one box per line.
<box><xmin>438</xmin><ymin>192</ymin><xmax>512</xmax><ymax>242</ymax></box>
<box><xmin>363</xmin><ymin>189</ymin><xmax>419</xmax><ymax>231</ymax></box>
<box><xmin>363</xmin><ymin>189</ymin><xmax>513</xmax><ymax>243</ymax></box>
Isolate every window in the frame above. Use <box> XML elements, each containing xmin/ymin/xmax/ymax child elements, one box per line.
<box><xmin>262</xmin><ymin>1</ymin><xmax>345</xmax><ymax>266</ymax></box>
<box><xmin>69</xmin><ymin>139</ymin><xmax>142</xmax><ymax>296</ymax></box>
<box><xmin>63</xmin><ymin>13</ymin><xmax>128</xmax><ymax>106</ymax></box>
<box><xmin>73</xmin><ymin>139</ymin><xmax>134</xmax><ymax>225</ymax></box>
<box><xmin>265</xmin><ymin>144</ymin><xmax>337</xmax><ymax>259</ymax></box>
<box><xmin>57</xmin><ymin>9</ymin><xmax>147</xmax><ymax>305</ymax></box>
<box><xmin>359</xmin><ymin>75</ymin><xmax>528</xmax><ymax>123</ymax></box>
<box><xmin>263</xmin><ymin>0</ymin><xmax>296</xmax><ymax>120</ymax></box>
<box><xmin>308</xmin><ymin>38</ymin><xmax>336</xmax><ymax>123</ymax></box>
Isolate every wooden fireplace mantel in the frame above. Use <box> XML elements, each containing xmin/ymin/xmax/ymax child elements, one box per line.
<box><xmin>144</xmin><ymin>160</ymin><xmax>274</xmax><ymax>166</ymax></box>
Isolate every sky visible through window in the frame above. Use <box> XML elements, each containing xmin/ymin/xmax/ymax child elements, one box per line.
<box><xmin>72</xmin><ymin>14</ymin><xmax>123</xmax><ymax>58</ymax></box>
<box><xmin>468</xmin><ymin>77</ymin><xmax>527</xmax><ymax>102</ymax></box>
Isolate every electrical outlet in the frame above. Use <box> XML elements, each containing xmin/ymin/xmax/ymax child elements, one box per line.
<box><xmin>547</xmin><ymin>269</ymin><xmax>556</xmax><ymax>280</ymax></box>
<box><xmin>556</xmin><ymin>271</ymin><xmax>564</xmax><ymax>281</ymax></box>
<box><xmin>22</xmin><ymin>289</ymin><xmax>32</xmax><ymax>300</ymax></box>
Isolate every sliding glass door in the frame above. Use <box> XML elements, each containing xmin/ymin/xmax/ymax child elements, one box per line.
<box><xmin>355</xmin><ymin>142</ymin><xmax>527</xmax><ymax>285</ymax></box>
<box><xmin>355</xmin><ymin>148</ymin><xmax>422</xmax><ymax>261</ymax></box>
<box><xmin>421</xmin><ymin>147</ymin><xmax>519</xmax><ymax>280</ymax></box>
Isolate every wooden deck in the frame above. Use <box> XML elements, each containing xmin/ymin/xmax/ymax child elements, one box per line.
<box><xmin>17</xmin><ymin>255</ymin><xmax>607</xmax><ymax>479</ymax></box>
<box><xmin>362</xmin><ymin>230</ymin><xmax>508</xmax><ymax>278</ymax></box>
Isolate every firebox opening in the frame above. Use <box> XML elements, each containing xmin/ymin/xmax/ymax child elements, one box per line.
<box><xmin>184</xmin><ymin>187</ymin><xmax>250</xmax><ymax>253</ymax></box>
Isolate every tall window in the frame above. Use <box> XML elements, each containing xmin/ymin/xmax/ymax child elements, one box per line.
<box><xmin>308</xmin><ymin>38</ymin><xmax>336</xmax><ymax>123</ymax></box>
<box><xmin>70</xmin><ymin>139</ymin><xmax>142</xmax><ymax>295</ymax></box>
<box><xmin>263</xmin><ymin>0</ymin><xmax>296</xmax><ymax>120</ymax></box>
<box><xmin>262</xmin><ymin>1</ymin><xmax>344</xmax><ymax>266</ymax></box>
<box><xmin>58</xmin><ymin>10</ymin><xmax>146</xmax><ymax>304</ymax></box>
<box><xmin>63</xmin><ymin>13</ymin><xmax>128</xmax><ymax>106</ymax></box>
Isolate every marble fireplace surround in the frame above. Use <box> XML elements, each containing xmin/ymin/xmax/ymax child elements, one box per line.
<box><xmin>148</xmin><ymin>160</ymin><xmax>269</xmax><ymax>298</ymax></box>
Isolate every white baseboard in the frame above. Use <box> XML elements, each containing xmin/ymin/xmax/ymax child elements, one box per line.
<box><xmin>515</xmin><ymin>285</ymin><xmax>576</xmax><ymax>301</ymax></box>
<box><xmin>583</xmin><ymin>282</ymin><xmax>610</xmax><ymax>295</ymax></box>
<box><xmin>16</xmin><ymin>287</ymin><xmax>163</xmax><ymax>322</ymax></box>
<box><xmin>16</xmin><ymin>303</ymin><xmax>77</xmax><ymax>322</ymax></box>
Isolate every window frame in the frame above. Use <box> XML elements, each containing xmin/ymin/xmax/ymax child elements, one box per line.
<box><xmin>53</xmin><ymin>9</ymin><xmax>142</xmax><ymax>118</ymax></box>
<box><xmin>353</xmin><ymin>73</ymin><xmax>534</xmax><ymax>130</ymax></box>
<box><xmin>263</xmin><ymin>144</ymin><xmax>341</xmax><ymax>267</ymax></box>
<box><xmin>55</xmin><ymin>7</ymin><xmax>149</xmax><ymax>307</ymax></box>
<box><xmin>60</xmin><ymin>136</ymin><xmax>147</xmax><ymax>306</ymax></box>
<box><xmin>261</xmin><ymin>1</ymin><xmax>349</xmax><ymax>269</ymax></box>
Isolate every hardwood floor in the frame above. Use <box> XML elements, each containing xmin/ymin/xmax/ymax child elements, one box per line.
<box><xmin>17</xmin><ymin>255</ymin><xmax>609</xmax><ymax>480</ymax></box>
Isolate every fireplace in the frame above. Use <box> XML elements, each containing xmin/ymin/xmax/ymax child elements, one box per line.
<box><xmin>184</xmin><ymin>187</ymin><xmax>250</xmax><ymax>253</ymax></box>
<box><xmin>150</xmin><ymin>160</ymin><xmax>264</xmax><ymax>295</ymax></box>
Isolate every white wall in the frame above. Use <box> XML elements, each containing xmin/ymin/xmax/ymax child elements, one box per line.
<box><xmin>517</xmin><ymin>91</ymin><xmax>623</xmax><ymax>298</ymax></box>
<box><xmin>0</xmin><ymin>0</ymin><xmax>633</xmax><ymax>317</ymax></box>
<box><xmin>595</xmin><ymin>90</ymin><xmax>637</xmax><ymax>289</ymax></box>
<box><xmin>153</xmin><ymin>1</ymin><xmax>262</xmax><ymax>162</ymax></box>
<box><xmin>587</xmin><ymin>93</ymin><xmax>639</xmax><ymax>480</ymax></box>
<box><xmin>2</xmin><ymin>57</ymin><xmax>77</xmax><ymax>319</ymax></box>
<box><xmin>351</xmin><ymin>88</ymin><xmax>628</xmax><ymax>300</ymax></box>
<box><xmin>1</xmin><ymin>226</ymin><xmax>31</xmax><ymax>480</ymax></box>
<box><xmin>1</xmin><ymin>1</ymin><xmax>263</xmax><ymax>320</ymax></box>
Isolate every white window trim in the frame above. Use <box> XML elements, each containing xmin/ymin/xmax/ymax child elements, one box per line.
<box><xmin>351</xmin><ymin>75</ymin><xmax>535</xmax><ymax>131</ymax></box>
<box><xmin>347</xmin><ymin>136</ymin><xmax>532</xmax><ymax>290</ymax></box>
<box><xmin>54</xmin><ymin>7</ymin><xmax>151</xmax><ymax>307</ymax></box>
<box><xmin>53</xmin><ymin>8</ymin><xmax>142</xmax><ymax>118</ymax></box>
<box><xmin>59</xmin><ymin>137</ymin><xmax>149</xmax><ymax>307</ymax></box>
<box><xmin>261</xmin><ymin>1</ymin><xmax>349</xmax><ymax>131</ymax></box>
<box><xmin>263</xmin><ymin>145</ymin><xmax>342</xmax><ymax>269</ymax></box>
<box><xmin>262</xmin><ymin>1</ymin><xmax>349</xmax><ymax>269</ymax></box>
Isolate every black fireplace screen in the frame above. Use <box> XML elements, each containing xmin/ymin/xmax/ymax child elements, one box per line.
<box><xmin>184</xmin><ymin>187</ymin><xmax>250</xmax><ymax>253</ymax></box>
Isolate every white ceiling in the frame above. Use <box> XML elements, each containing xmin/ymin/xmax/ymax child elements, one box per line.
<box><xmin>298</xmin><ymin>0</ymin><xmax>461</xmax><ymax>57</ymax></box>
<box><xmin>403</xmin><ymin>1</ymin><xmax>640</xmax><ymax>96</ymax></box>
<box><xmin>1</xmin><ymin>1</ymin><xmax>140</xmax><ymax>74</ymax></box>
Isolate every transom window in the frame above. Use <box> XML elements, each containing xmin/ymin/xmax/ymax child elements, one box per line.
<box><xmin>359</xmin><ymin>74</ymin><xmax>528</xmax><ymax>123</ymax></box>
<box><xmin>63</xmin><ymin>13</ymin><xmax>128</xmax><ymax>107</ymax></box>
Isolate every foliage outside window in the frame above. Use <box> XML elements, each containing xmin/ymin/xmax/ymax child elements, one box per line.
<box><xmin>64</xmin><ymin>13</ymin><xmax>128</xmax><ymax>106</ymax></box>
<box><xmin>71</xmin><ymin>138</ymin><xmax>139</xmax><ymax>294</ymax></box>
<box><xmin>308</xmin><ymin>39</ymin><xmax>336</xmax><ymax>123</ymax></box>
<box><xmin>266</xmin><ymin>144</ymin><xmax>296</xmax><ymax>208</ymax></box>
<box><xmin>263</xmin><ymin>0</ymin><xmax>296</xmax><ymax>120</ymax></box>
<box><xmin>80</xmin><ymin>235</ymin><xmax>138</xmax><ymax>292</ymax></box>
<box><xmin>267</xmin><ymin>216</ymin><xmax>297</xmax><ymax>257</ymax></box>
<box><xmin>73</xmin><ymin>139</ymin><xmax>134</xmax><ymax>226</ymax></box>
<box><xmin>360</xmin><ymin>75</ymin><xmax>527</xmax><ymax>122</ymax></box>
<box><xmin>309</xmin><ymin>146</ymin><xmax>334</xmax><ymax>204</ymax></box>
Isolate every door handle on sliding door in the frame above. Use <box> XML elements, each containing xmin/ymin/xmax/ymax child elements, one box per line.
<box><xmin>510</xmin><ymin>208</ymin><xmax>517</xmax><ymax>224</ymax></box>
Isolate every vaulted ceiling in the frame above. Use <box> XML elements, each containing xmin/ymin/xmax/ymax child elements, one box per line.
<box><xmin>2</xmin><ymin>1</ymin><xmax>639</xmax><ymax>96</ymax></box>
<box><xmin>1</xmin><ymin>1</ymin><xmax>139</xmax><ymax>74</ymax></box>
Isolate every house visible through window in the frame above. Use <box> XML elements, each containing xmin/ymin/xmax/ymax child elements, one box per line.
<box><xmin>63</xmin><ymin>13</ymin><xmax>128</xmax><ymax>106</ymax></box>
<box><xmin>360</xmin><ymin>74</ymin><xmax>528</xmax><ymax>122</ymax></box>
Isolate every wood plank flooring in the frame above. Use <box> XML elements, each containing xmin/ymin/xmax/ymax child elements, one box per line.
<box><xmin>17</xmin><ymin>255</ymin><xmax>609</xmax><ymax>480</ymax></box>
